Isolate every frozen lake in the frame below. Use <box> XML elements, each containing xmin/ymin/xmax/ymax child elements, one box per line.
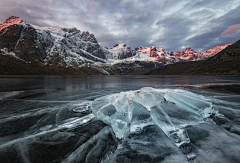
<box><xmin>0</xmin><ymin>75</ymin><xmax>240</xmax><ymax>163</ymax></box>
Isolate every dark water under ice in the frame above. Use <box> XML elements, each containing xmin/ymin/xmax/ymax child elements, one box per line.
<box><xmin>0</xmin><ymin>75</ymin><xmax>240</xmax><ymax>163</ymax></box>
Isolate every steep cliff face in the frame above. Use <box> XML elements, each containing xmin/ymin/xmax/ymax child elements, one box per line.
<box><xmin>79</xmin><ymin>31</ymin><xmax>106</xmax><ymax>59</ymax></box>
<box><xmin>104</xmin><ymin>43</ymin><xmax>136</xmax><ymax>59</ymax></box>
<box><xmin>34</xmin><ymin>26</ymin><xmax>106</xmax><ymax>66</ymax></box>
<box><xmin>0</xmin><ymin>16</ymin><xmax>106</xmax><ymax>66</ymax></box>
<box><xmin>0</xmin><ymin>17</ymin><xmax>47</xmax><ymax>61</ymax></box>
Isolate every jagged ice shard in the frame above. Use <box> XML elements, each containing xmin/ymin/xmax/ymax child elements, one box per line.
<box><xmin>91</xmin><ymin>87</ymin><xmax>217</xmax><ymax>140</ymax></box>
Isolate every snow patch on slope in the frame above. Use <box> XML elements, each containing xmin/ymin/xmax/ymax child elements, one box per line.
<box><xmin>32</xmin><ymin>24</ymin><xmax>106</xmax><ymax>66</ymax></box>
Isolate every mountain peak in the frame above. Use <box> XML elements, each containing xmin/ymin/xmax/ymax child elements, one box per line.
<box><xmin>114</xmin><ymin>43</ymin><xmax>126</xmax><ymax>47</ymax></box>
<box><xmin>6</xmin><ymin>16</ymin><xmax>23</xmax><ymax>22</ymax></box>
<box><xmin>119</xmin><ymin>43</ymin><xmax>126</xmax><ymax>47</ymax></box>
<box><xmin>0</xmin><ymin>16</ymin><xmax>23</xmax><ymax>31</ymax></box>
<box><xmin>185</xmin><ymin>47</ymin><xmax>193</xmax><ymax>51</ymax></box>
<box><xmin>80</xmin><ymin>31</ymin><xmax>98</xmax><ymax>43</ymax></box>
<box><xmin>200</xmin><ymin>43</ymin><xmax>232</xmax><ymax>57</ymax></box>
<box><xmin>61</xmin><ymin>27</ymin><xmax>80</xmax><ymax>33</ymax></box>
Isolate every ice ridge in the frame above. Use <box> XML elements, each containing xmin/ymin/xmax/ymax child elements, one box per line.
<box><xmin>90</xmin><ymin>87</ymin><xmax>217</xmax><ymax>139</ymax></box>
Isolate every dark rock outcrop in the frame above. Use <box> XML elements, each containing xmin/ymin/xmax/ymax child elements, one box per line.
<box><xmin>0</xmin><ymin>22</ymin><xmax>47</xmax><ymax>61</ymax></box>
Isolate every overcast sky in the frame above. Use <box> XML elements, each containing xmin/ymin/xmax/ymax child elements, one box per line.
<box><xmin>0</xmin><ymin>0</ymin><xmax>240</xmax><ymax>51</ymax></box>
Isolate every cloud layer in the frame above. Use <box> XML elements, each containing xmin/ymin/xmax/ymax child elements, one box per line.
<box><xmin>221</xmin><ymin>24</ymin><xmax>240</xmax><ymax>35</ymax></box>
<box><xmin>0</xmin><ymin>0</ymin><xmax>240</xmax><ymax>51</ymax></box>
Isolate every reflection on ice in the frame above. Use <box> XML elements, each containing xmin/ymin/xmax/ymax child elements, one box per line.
<box><xmin>58</xmin><ymin>114</ymin><xmax>95</xmax><ymax>129</ymax></box>
<box><xmin>91</xmin><ymin>87</ymin><xmax>218</xmax><ymax>139</ymax></box>
<box><xmin>0</xmin><ymin>91</ymin><xmax>24</xmax><ymax>101</ymax></box>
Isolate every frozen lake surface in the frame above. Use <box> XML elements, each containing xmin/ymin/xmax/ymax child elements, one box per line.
<box><xmin>0</xmin><ymin>75</ymin><xmax>240</xmax><ymax>163</ymax></box>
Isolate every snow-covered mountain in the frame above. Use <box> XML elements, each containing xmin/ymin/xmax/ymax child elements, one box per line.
<box><xmin>0</xmin><ymin>16</ymin><xmax>106</xmax><ymax>67</ymax></box>
<box><xmin>0</xmin><ymin>16</ymin><xmax>231</xmax><ymax>74</ymax></box>
<box><xmin>104</xmin><ymin>43</ymin><xmax>136</xmax><ymax>59</ymax></box>
<box><xmin>136</xmin><ymin>45</ymin><xmax>232</xmax><ymax>63</ymax></box>
<box><xmin>103</xmin><ymin>44</ymin><xmax>232</xmax><ymax>67</ymax></box>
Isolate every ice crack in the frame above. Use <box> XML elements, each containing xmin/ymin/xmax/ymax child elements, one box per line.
<box><xmin>90</xmin><ymin>87</ymin><xmax>218</xmax><ymax>141</ymax></box>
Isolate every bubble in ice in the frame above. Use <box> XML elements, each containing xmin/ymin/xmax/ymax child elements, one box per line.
<box><xmin>72</xmin><ymin>102</ymin><xmax>90</xmax><ymax>113</ymax></box>
<box><xmin>169</xmin><ymin>128</ymin><xmax>190</xmax><ymax>147</ymax></box>
<box><xmin>90</xmin><ymin>87</ymin><xmax>218</xmax><ymax>139</ymax></box>
<box><xmin>72</xmin><ymin>106</ymin><xmax>89</xmax><ymax>113</ymax></box>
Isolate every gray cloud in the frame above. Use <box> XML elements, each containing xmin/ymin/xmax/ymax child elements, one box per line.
<box><xmin>0</xmin><ymin>0</ymin><xmax>240</xmax><ymax>51</ymax></box>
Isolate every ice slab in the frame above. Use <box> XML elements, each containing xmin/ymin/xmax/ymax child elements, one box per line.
<box><xmin>91</xmin><ymin>87</ymin><xmax>217</xmax><ymax>139</ymax></box>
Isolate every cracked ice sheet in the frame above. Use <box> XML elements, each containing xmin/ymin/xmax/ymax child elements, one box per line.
<box><xmin>91</xmin><ymin>87</ymin><xmax>217</xmax><ymax>139</ymax></box>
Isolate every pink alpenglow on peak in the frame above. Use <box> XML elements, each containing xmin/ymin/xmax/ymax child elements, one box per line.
<box><xmin>137</xmin><ymin>46</ymin><xmax>176</xmax><ymax>62</ymax></box>
<box><xmin>138</xmin><ymin>46</ymin><xmax>165</xmax><ymax>56</ymax></box>
<box><xmin>174</xmin><ymin>44</ymin><xmax>231</xmax><ymax>60</ymax></box>
<box><xmin>174</xmin><ymin>47</ymin><xmax>200</xmax><ymax>60</ymax></box>
<box><xmin>0</xmin><ymin>16</ymin><xmax>23</xmax><ymax>31</ymax></box>
<box><xmin>185</xmin><ymin>47</ymin><xmax>194</xmax><ymax>51</ymax></box>
<box><xmin>158</xmin><ymin>47</ymin><xmax>166</xmax><ymax>56</ymax></box>
<box><xmin>149</xmin><ymin>47</ymin><xmax>159</xmax><ymax>58</ymax></box>
<box><xmin>138</xmin><ymin>46</ymin><xmax>160</xmax><ymax>58</ymax></box>
<box><xmin>201</xmin><ymin>44</ymin><xmax>232</xmax><ymax>57</ymax></box>
<box><xmin>138</xmin><ymin>47</ymin><xmax>151</xmax><ymax>55</ymax></box>
<box><xmin>138</xmin><ymin>44</ymin><xmax>231</xmax><ymax>62</ymax></box>
<box><xmin>119</xmin><ymin>43</ymin><xmax>126</xmax><ymax>47</ymax></box>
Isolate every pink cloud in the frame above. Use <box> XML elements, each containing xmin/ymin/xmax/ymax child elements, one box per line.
<box><xmin>221</xmin><ymin>24</ymin><xmax>240</xmax><ymax>35</ymax></box>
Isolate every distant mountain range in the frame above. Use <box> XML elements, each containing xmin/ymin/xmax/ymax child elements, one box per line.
<box><xmin>146</xmin><ymin>39</ymin><xmax>240</xmax><ymax>75</ymax></box>
<box><xmin>0</xmin><ymin>16</ymin><xmax>234</xmax><ymax>75</ymax></box>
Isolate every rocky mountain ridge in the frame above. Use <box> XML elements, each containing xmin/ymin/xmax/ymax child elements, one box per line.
<box><xmin>0</xmin><ymin>16</ymin><xmax>106</xmax><ymax>66</ymax></box>
<box><xmin>146</xmin><ymin>39</ymin><xmax>240</xmax><ymax>75</ymax></box>
<box><xmin>137</xmin><ymin>44</ymin><xmax>232</xmax><ymax>62</ymax></box>
<box><xmin>0</xmin><ymin>16</ymin><xmax>232</xmax><ymax>74</ymax></box>
<box><xmin>0</xmin><ymin>16</ymin><xmax>23</xmax><ymax>31</ymax></box>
